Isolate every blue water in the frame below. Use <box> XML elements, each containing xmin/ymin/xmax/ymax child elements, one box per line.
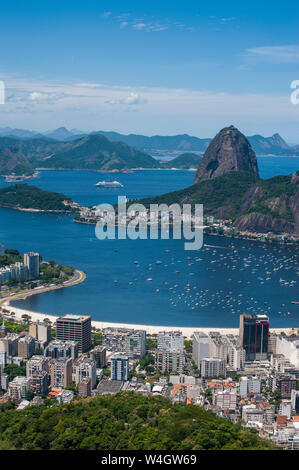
<box><xmin>0</xmin><ymin>157</ymin><xmax>298</xmax><ymax>328</ymax></box>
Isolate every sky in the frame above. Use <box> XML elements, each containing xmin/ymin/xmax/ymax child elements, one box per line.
<box><xmin>0</xmin><ymin>1</ymin><xmax>299</xmax><ymax>142</ymax></box>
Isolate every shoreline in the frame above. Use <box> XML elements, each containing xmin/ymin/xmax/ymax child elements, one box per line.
<box><xmin>0</xmin><ymin>301</ymin><xmax>297</xmax><ymax>338</ymax></box>
<box><xmin>0</xmin><ymin>269</ymin><xmax>86</xmax><ymax>307</ymax></box>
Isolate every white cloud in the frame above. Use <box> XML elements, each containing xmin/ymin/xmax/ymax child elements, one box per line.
<box><xmin>1</xmin><ymin>75</ymin><xmax>298</xmax><ymax>140</ymax></box>
<box><xmin>246</xmin><ymin>45</ymin><xmax>299</xmax><ymax>63</ymax></box>
<box><xmin>29</xmin><ymin>92</ymin><xmax>49</xmax><ymax>100</ymax></box>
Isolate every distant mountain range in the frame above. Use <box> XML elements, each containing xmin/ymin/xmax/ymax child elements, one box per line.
<box><xmin>0</xmin><ymin>126</ymin><xmax>298</xmax><ymax>155</ymax></box>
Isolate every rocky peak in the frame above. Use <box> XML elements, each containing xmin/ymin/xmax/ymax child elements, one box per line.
<box><xmin>194</xmin><ymin>126</ymin><xmax>259</xmax><ymax>184</ymax></box>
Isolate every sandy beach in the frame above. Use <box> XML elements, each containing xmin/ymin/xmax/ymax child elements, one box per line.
<box><xmin>1</xmin><ymin>301</ymin><xmax>296</xmax><ymax>338</ymax></box>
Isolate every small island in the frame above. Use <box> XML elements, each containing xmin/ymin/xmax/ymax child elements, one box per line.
<box><xmin>0</xmin><ymin>184</ymin><xmax>80</xmax><ymax>212</ymax></box>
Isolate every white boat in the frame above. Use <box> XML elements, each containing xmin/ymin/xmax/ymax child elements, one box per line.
<box><xmin>94</xmin><ymin>180</ymin><xmax>124</xmax><ymax>187</ymax></box>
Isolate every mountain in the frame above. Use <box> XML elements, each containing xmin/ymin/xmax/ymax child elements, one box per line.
<box><xmin>0</xmin><ymin>127</ymin><xmax>43</xmax><ymax>139</ymax></box>
<box><xmin>140</xmin><ymin>170</ymin><xmax>299</xmax><ymax>235</ymax></box>
<box><xmin>96</xmin><ymin>130</ymin><xmax>298</xmax><ymax>156</ymax></box>
<box><xmin>194</xmin><ymin>126</ymin><xmax>259</xmax><ymax>183</ymax></box>
<box><xmin>36</xmin><ymin>133</ymin><xmax>160</xmax><ymax>170</ymax></box>
<box><xmin>161</xmin><ymin>153</ymin><xmax>202</xmax><ymax>169</ymax></box>
<box><xmin>44</xmin><ymin>127</ymin><xmax>78</xmax><ymax>141</ymax></box>
<box><xmin>0</xmin><ymin>126</ymin><xmax>297</xmax><ymax>155</ymax></box>
<box><xmin>138</xmin><ymin>126</ymin><xmax>299</xmax><ymax>235</ymax></box>
<box><xmin>247</xmin><ymin>133</ymin><xmax>291</xmax><ymax>155</ymax></box>
<box><xmin>96</xmin><ymin>130</ymin><xmax>211</xmax><ymax>152</ymax></box>
<box><xmin>0</xmin><ymin>136</ymin><xmax>65</xmax><ymax>164</ymax></box>
<box><xmin>0</xmin><ymin>146</ymin><xmax>34</xmax><ymax>175</ymax></box>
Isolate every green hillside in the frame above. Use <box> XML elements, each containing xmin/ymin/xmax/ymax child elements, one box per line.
<box><xmin>0</xmin><ymin>392</ymin><xmax>277</xmax><ymax>450</ymax></box>
<box><xmin>161</xmin><ymin>153</ymin><xmax>202</xmax><ymax>169</ymax></box>
<box><xmin>37</xmin><ymin>134</ymin><xmax>159</xmax><ymax>170</ymax></box>
<box><xmin>0</xmin><ymin>184</ymin><xmax>74</xmax><ymax>211</ymax></box>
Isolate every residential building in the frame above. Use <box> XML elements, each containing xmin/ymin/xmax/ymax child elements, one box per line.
<box><xmin>155</xmin><ymin>350</ymin><xmax>185</xmax><ymax>374</ymax></box>
<box><xmin>102</xmin><ymin>328</ymin><xmax>146</xmax><ymax>358</ymax></box>
<box><xmin>78</xmin><ymin>378</ymin><xmax>91</xmax><ymax>397</ymax></box>
<box><xmin>7</xmin><ymin>376</ymin><xmax>30</xmax><ymax>402</ymax></box>
<box><xmin>201</xmin><ymin>358</ymin><xmax>226</xmax><ymax>378</ymax></box>
<box><xmin>157</xmin><ymin>331</ymin><xmax>184</xmax><ymax>352</ymax></box>
<box><xmin>110</xmin><ymin>353</ymin><xmax>130</xmax><ymax>381</ymax></box>
<box><xmin>73</xmin><ymin>358</ymin><xmax>96</xmax><ymax>389</ymax></box>
<box><xmin>89</xmin><ymin>345</ymin><xmax>107</xmax><ymax>368</ymax></box>
<box><xmin>18</xmin><ymin>334</ymin><xmax>35</xmax><ymax>359</ymax></box>
<box><xmin>44</xmin><ymin>340</ymin><xmax>78</xmax><ymax>359</ymax></box>
<box><xmin>24</xmin><ymin>252</ymin><xmax>39</xmax><ymax>279</ymax></box>
<box><xmin>192</xmin><ymin>332</ymin><xmax>209</xmax><ymax>367</ymax></box>
<box><xmin>50</xmin><ymin>357</ymin><xmax>73</xmax><ymax>388</ymax></box>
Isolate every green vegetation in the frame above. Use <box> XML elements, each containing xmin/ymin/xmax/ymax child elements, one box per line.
<box><xmin>138</xmin><ymin>170</ymin><xmax>299</xmax><ymax>233</ymax></box>
<box><xmin>0</xmin><ymin>184</ymin><xmax>74</xmax><ymax>212</ymax></box>
<box><xmin>36</xmin><ymin>134</ymin><xmax>159</xmax><ymax>171</ymax></box>
<box><xmin>3</xmin><ymin>364</ymin><xmax>26</xmax><ymax>381</ymax></box>
<box><xmin>0</xmin><ymin>392</ymin><xmax>278</xmax><ymax>450</ymax></box>
<box><xmin>0</xmin><ymin>248</ymin><xmax>22</xmax><ymax>267</ymax></box>
<box><xmin>161</xmin><ymin>153</ymin><xmax>202</xmax><ymax>169</ymax></box>
<box><xmin>0</xmin><ymin>146</ymin><xmax>34</xmax><ymax>176</ymax></box>
<box><xmin>140</xmin><ymin>171</ymin><xmax>259</xmax><ymax>220</ymax></box>
<box><xmin>40</xmin><ymin>261</ymin><xmax>74</xmax><ymax>283</ymax></box>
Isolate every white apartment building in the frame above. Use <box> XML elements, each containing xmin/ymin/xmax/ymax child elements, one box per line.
<box><xmin>192</xmin><ymin>332</ymin><xmax>209</xmax><ymax>366</ymax></box>
<box><xmin>157</xmin><ymin>331</ymin><xmax>184</xmax><ymax>352</ymax></box>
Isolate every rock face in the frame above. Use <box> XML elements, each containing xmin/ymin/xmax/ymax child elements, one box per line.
<box><xmin>194</xmin><ymin>126</ymin><xmax>259</xmax><ymax>184</ymax></box>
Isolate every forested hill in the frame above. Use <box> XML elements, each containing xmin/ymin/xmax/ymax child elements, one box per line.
<box><xmin>0</xmin><ymin>184</ymin><xmax>74</xmax><ymax>212</ymax></box>
<box><xmin>36</xmin><ymin>134</ymin><xmax>159</xmax><ymax>170</ymax></box>
<box><xmin>0</xmin><ymin>392</ymin><xmax>278</xmax><ymax>450</ymax></box>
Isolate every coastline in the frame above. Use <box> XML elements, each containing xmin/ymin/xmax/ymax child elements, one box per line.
<box><xmin>0</xmin><ymin>268</ymin><xmax>86</xmax><ymax>307</ymax></box>
<box><xmin>0</xmin><ymin>299</ymin><xmax>296</xmax><ymax>338</ymax></box>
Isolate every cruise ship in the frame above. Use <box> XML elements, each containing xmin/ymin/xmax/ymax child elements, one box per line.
<box><xmin>94</xmin><ymin>180</ymin><xmax>124</xmax><ymax>188</ymax></box>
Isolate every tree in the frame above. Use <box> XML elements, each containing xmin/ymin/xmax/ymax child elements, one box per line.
<box><xmin>25</xmin><ymin>390</ymin><xmax>35</xmax><ymax>401</ymax></box>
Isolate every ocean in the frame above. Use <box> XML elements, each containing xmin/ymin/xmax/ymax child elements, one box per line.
<box><xmin>0</xmin><ymin>156</ymin><xmax>298</xmax><ymax>328</ymax></box>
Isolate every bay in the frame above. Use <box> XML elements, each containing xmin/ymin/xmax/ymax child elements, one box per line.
<box><xmin>0</xmin><ymin>156</ymin><xmax>298</xmax><ymax>328</ymax></box>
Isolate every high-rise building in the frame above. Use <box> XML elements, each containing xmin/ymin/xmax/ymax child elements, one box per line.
<box><xmin>192</xmin><ymin>332</ymin><xmax>209</xmax><ymax>367</ymax></box>
<box><xmin>56</xmin><ymin>315</ymin><xmax>91</xmax><ymax>353</ymax></box>
<box><xmin>7</xmin><ymin>376</ymin><xmax>30</xmax><ymax>402</ymax></box>
<box><xmin>29</xmin><ymin>371</ymin><xmax>49</xmax><ymax>395</ymax></box>
<box><xmin>239</xmin><ymin>314</ymin><xmax>269</xmax><ymax>361</ymax></box>
<box><xmin>110</xmin><ymin>353</ymin><xmax>129</xmax><ymax>381</ymax></box>
<box><xmin>26</xmin><ymin>355</ymin><xmax>50</xmax><ymax>377</ymax></box>
<box><xmin>154</xmin><ymin>350</ymin><xmax>185</xmax><ymax>373</ymax></box>
<box><xmin>18</xmin><ymin>335</ymin><xmax>35</xmax><ymax>359</ymax></box>
<box><xmin>78</xmin><ymin>378</ymin><xmax>91</xmax><ymax>397</ymax></box>
<box><xmin>200</xmin><ymin>358</ymin><xmax>226</xmax><ymax>378</ymax></box>
<box><xmin>89</xmin><ymin>345</ymin><xmax>107</xmax><ymax>368</ymax></box>
<box><xmin>29</xmin><ymin>322</ymin><xmax>51</xmax><ymax>345</ymax></box>
<box><xmin>157</xmin><ymin>331</ymin><xmax>184</xmax><ymax>352</ymax></box>
<box><xmin>44</xmin><ymin>340</ymin><xmax>78</xmax><ymax>359</ymax></box>
<box><xmin>24</xmin><ymin>252</ymin><xmax>40</xmax><ymax>279</ymax></box>
<box><xmin>102</xmin><ymin>328</ymin><xmax>146</xmax><ymax>358</ymax></box>
<box><xmin>50</xmin><ymin>357</ymin><xmax>73</xmax><ymax>388</ymax></box>
<box><xmin>73</xmin><ymin>358</ymin><xmax>96</xmax><ymax>389</ymax></box>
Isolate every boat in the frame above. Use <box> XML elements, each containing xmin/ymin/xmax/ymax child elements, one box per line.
<box><xmin>94</xmin><ymin>180</ymin><xmax>124</xmax><ymax>187</ymax></box>
<box><xmin>291</xmin><ymin>301</ymin><xmax>299</xmax><ymax>305</ymax></box>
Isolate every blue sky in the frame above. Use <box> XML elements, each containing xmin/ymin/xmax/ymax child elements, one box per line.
<box><xmin>0</xmin><ymin>1</ymin><xmax>299</xmax><ymax>141</ymax></box>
